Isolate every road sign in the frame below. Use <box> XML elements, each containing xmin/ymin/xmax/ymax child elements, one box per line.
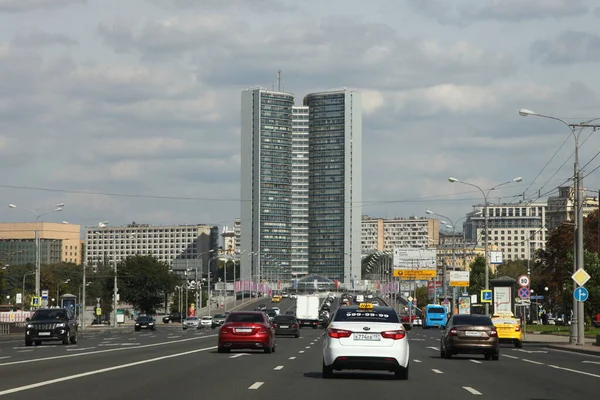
<box><xmin>481</xmin><ymin>290</ymin><xmax>492</xmax><ymax>303</ymax></box>
<box><xmin>573</xmin><ymin>287</ymin><xmax>589</xmax><ymax>302</ymax></box>
<box><xmin>516</xmin><ymin>299</ymin><xmax>531</xmax><ymax>306</ymax></box>
<box><xmin>407</xmin><ymin>301</ymin><xmax>413</xmax><ymax>307</ymax></box>
<box><xmin>96</xmin><ymin>307</ymin><xmax>102</xmax><ymax>316</ymax></box>
<box><xmin>571</xmin><ymin>268</ymin><xmax>591</xmax><ymax>287</ymax></box>
<box><xmin>407</xmin><ymin>296</ymin><xmax>413</xmax><ymax>302</ymax></box>
<box><xmin>41</xmin><ymin>290</ymin><xmax>49</xmax><ymax>299</ymax></box>
<box><xmin>518</xmin><ymin>287</ymin><xmax>530</xmax><ymax>300</ymax></box>
<box><xmin>530</xmin><ymin>295</ymin><xmax>544</xmax><ymax>300</ymax></box>
<box><xmin>449</xmin><ymin>271</ymin><xmax>470</xmax><ymax>287</ymax></box>
<box><xmin>442</xmin><ymin>298</ymin><xmax>449</xmax><ymax>305</ymax></box>
<box><xmin>393</xmin><ymin>269</ymin><xmax>436</xmax><ymax>279</ymax></box>
<box><xmin>31</xmin><ymin>296</ymin><xmax>40</xmax><ymax>307</ymax></box>
<box><xmin>517</xmin><ymin>275</ymin><xmax>530</xmax><ymax>287</ymax></box>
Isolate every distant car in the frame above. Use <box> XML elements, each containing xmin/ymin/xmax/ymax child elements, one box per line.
<box><xmin>271</xmin><ymin>296</ymin><xmax>281</xmax><ymax>303</ymax></box>
<box><xmin>285</xmin><ymin>310</ymin><xmax>295</xmax><ymax>316</ymax></box>
<box><xmin>255</xmin><ymin>304</ymin><xmax>267</xmax><ymax>311</ymax></box>
<box><xmin>212</xmin><ymin>314</ymin><xmax>227</xmax><ymax>329</ymax></box>
<box><xmin>182</xmin><ymin>317</ymin><xmax>200</xmax><ymax>330</ymax></box>
<box><xmin>135</xmin><ymin>315</ymin><xmax>157</xmax><ymax>331</ymax></box>
<box><xmin>162</xmin><ymin>313</ymin><xmax>185</xmax><ymax>324</ymax></box>
<box><xmin>265</xmin><ymin>310</ymin><xmax>277</xmax><ymax>322</ymax></box>
<box><xmin>290</xmin><ymin>294</ymin><xmax>297</xmax><ymax>299</ymax></box>
<box><xmin>25</xmin><ymin>308</ymin><xmax>79</xmax><ymax>346</ymax></box>
<box><xmin>218</xmin><ymin>311</ymin><xmax>276</xmax><ymax>353</ymax></box>
<box><xmin>200</xmin><ymin>316</ymin><xmax>213</xmax><ymax>329</ymax></box>
<box><xmin>492</xmin><ymin>313</ymin><xmax>522</xmax><ymax>348</ymax></box>
<box><xmin>270</xmin><ymin>307</ymin><xmax>281</xmax><ymax>315</ymax></box>
<box><xmin>440</xmin><ymin>314</ymin><xmax>499</xmax><ymax>360</ymax></box>
<box><xmin>272</xmin><ymin>315</ymin><xmax>300</xmax><ymax>338</ymax></box>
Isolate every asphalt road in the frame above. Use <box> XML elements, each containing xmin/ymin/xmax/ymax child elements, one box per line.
<box><xmin>1</xmin><ymin>296</ymin><xmax>599</xmax><ymax>399</ymax></box>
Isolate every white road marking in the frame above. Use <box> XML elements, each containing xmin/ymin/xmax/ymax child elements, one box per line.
<box><xmin>305</xmin><ymin>346</ymin><xmax>311</xmax><ymax>349</ymax></box>
<box><xmin>0</xmin><ymin>345</ymin><xmax>217</xmax><ymax>396</ymax></box>
<box><xmin>523</xmin><ymin>359</ymin><xmax>543</xmax><ymax>365</ymax></box>
<box><xmin>410</xmin><ymin>339</ymin><xmax>425</xmax><ymax>341</ymax></box>
<box><xmin>502</xmin><ymin>354</ymin><xmax>519</xmax><ymax>359</ymax></box>
<box><xmin>469</xmin><ymin>360</ymin><xmax>482</xmax><ymax>364</ymax></box>
<box><xmin>17</xmin><ymin>350</ymin><xmax>33</xmax><ymax>353</ymax></box>
<box><xmin>0</xmin><ymin>357</ymin><xmax>10</xmax><ymax>360</ymax></box>
<box><xmin>299</xmin><ymin>351</ymin><xmax>305</xmax><ymax>353</ymax></box>
<box><xmin>119</xmin><ymin>343</ymin><xmax>141</xmax><ymax>346</ymax></box>
<box><xmin>66</xmin><ymin>347</ymin><xmax>96</xmax><ymax>352</ymax></box>
<box><xmin>431</xmin><ymin>369</ymin><xmax>443</xmax><ymax>374</ymax></box>
<box><xmin>0</xmin><ymin>334</ymin><xmax>218</xmax><ymax>367</ymax></box>
<box><xmin>583</xmin><ymin>361</ymin><xmax>600</xmax><ymax>365</ymax></box>
<box><xmin>167</xmin><ymin>336</ymin><xmax>181</xmax><ymax>339</ymax></box>
<box><xmin>289</xmin><ymin>357</ymin><xmax>296</xmax><ymax>360</ymax></box>
<box><xmin>548</xmin><ymin>365</ymin><xmax>600</xmax><ymax>378</ymax></box>
<box><xmin>98</xmin><ymin>344</ymin><xmax>120</xmax><ymax>347</ymax></box>
<box><xmin>463</xmin><ymin>387</ymin><xmax>482</xmax><ymax>395</ymax></box>
<box><xmin>514</xmin><ymin>349</ymin><xmax>547</xmax><ymax>354</ymax></box>
<box><xmin>248</xmin><ymin>382</ymin><xmax>264</xmax><ymax>390</ymax></box>
<box><xmin>274</xmin><ymin>366</ymin><xmax>284</xmax><ymax>370</ymax></box>
<box><xmin>426</xmin><ymin>346</ymin><xmax>440</xmax><ymax>351</ymax></box>
<box><xmin>101</xmin><ymin>337</ymin><xmax>117</xmax><ymax>340</ymax></box>
<box><xmin>229</xmin><ymin>354</ymin><xmax>250</xmax><ymax>358</ymax></box>
<box><xmin>413</xmin><ymin>359</ymin><xmax>421</xmax><ymax>363</ymax></box>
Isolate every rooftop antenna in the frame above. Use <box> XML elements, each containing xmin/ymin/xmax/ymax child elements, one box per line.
<box><xmin>277</xmin><ymin>69</ymin><xmax>282</xmax><ymax>92</ymax></box>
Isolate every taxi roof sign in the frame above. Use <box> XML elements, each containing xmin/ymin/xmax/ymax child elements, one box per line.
<box><xmin>358</xmin><ymin>303</ymin><xmax>374</xmax><ymax>310</ymax></box>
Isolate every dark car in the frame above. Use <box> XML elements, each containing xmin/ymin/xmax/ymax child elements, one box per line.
<box><xmin>255</xmin><ymin>304</ymin><xmax>267</xmax><ymax>311</ymax></box>
<box><xmin>272</xmin><ymin>315</ymin><xmax>299</xmax><ymax>338</ymax></box>
<box><xmin>212</xmin><ymin>314</ymin><xmax>227</xmax><ymax>329</ymax></box>
<box><xmin>135</xmin><ymin>315</ymin><xmax>156</xmax><ymax>331</ymax></box>
<box><xmin>162</xmin><ymin>313</ymin><xmax>185</xmax><ymax>323</ymax></box>
<box><xmin>440</xmin><ymin>315</ymin><xmax>499</xmax><ymax>360</ymax></box>
<box><xmin>25</xmin><ymin>308</ymin><xmax>78</xmax><ymax>346</ymax></box>
<box><xmin>285</xmin><ymin>310</ymin><xmax>295</xmax><ymax>316</ymax></box>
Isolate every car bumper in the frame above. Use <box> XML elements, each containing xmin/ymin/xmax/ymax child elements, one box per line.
<box><xmin>446</xmin><ymin>338</ymin><xmax>499</xmax><ymax>353</ymax></box>
<box><xmin>26</xmin><ymin>330</ymin><xmax>68</xmax><ymax>342</ymax></box>
<box><xmin>274</xmin><ymin>328</ymin><xmax>299</xmax><ymax>336</ymax></box>
<box><xmin>323</xmin><ymin>339</ymin><xmax>409</xmax><ymax>369</ymax></box>
<box><xmin>219</xmin><ymin>333</ymin><xmax>271</xmax><ymax>349</ymax></box>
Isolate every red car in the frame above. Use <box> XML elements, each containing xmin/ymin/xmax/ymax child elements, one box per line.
<box><xmin>218</xmin><ymin>311</ymin><xmax>276</xmax><ymax>353</ymax></box>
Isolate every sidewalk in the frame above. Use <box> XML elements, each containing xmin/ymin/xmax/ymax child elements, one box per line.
<box><xmin>523</xmin><ymin>332</ymin><xmax>600</xmax><ymax>356</ymax></box>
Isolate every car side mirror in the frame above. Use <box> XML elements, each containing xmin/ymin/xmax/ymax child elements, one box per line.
<box><xmin>402</xmin><ymin>323</ymin><xmax>412</xmax><ymax>331</ymax></box>
<box><xmin>25</xmin><ymin>317</ymin><xmax>30</xmax><ymax>322</ymax></box>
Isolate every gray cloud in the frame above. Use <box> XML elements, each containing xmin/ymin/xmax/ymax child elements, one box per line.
<box><xmin>530</xmin><ymin>30</ymin><xmax>600</xmax><ymax>64</ymax></box>
<box><xmin>405</xmin><ymin>0</ymin><xmax>588</xmax><ymax>26</ymax></box>
<box><xmin>0</xmin><ymin>0</ymin><xmax>86</xmax><ymax>12</ymax></box>
<box><xmin>13</xmin><ymin>30</ymin><xmax>78</xmax><ymax>46</ymax></box>
<box><xmin>147</xmin><ymin>0</ymin><xmax>297</xmax><ymax>13</ymax></box>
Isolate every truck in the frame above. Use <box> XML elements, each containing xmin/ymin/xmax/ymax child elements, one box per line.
<box><xmin>296</xmin><ymin>295</ymin><xmax>320</xmax><ymax>329</ymax></box>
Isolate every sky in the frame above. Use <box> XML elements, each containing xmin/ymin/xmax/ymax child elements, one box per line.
<box><xmin>0</xmin><ymin>0</ymin><xmax>600</xmax><ymax>232</ymax></box>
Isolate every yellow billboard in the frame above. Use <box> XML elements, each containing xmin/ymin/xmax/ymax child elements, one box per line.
<box><xmin>393</xmin><ymin>269</ymin><xmax>436</xmax><ymax>279</ymax></box>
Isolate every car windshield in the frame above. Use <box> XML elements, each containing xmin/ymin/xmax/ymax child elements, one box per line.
<box><xmin>452</xmin><ymin>315</ymin><xmax>493</xmax><ymax>326</ymax></box>
<box><xmin>214</xmin><ymin>314</ymin><xmax>226</xmax><ymax>319</ymax></box>
<box><xmin>186</xmin><ymin>317</ymin><xmax>198</xmax><ymax>321</ymax></box>
<box><xmin>274</xmin><ymin>316</ymin><xmax>295</xmax><ymax>323</ymax></box>
<box><xmin>334</xmin><ymin>308</ymin><xmax>400</xmax><ymax>323</ymax></box>
<box><xmin>137</xmin><ymin>316</ymin><xmax>153</xmax><ymax>322</ymax></box>
<box><xmin>201</xmin><ymin>316</ymin><xmax>212</xmax><ymax>320</ymax></box>
<box><xmin>31</xmin><ymin>309</ymin><xmax>68</xmax><ymax>321</ymax></box>
<box><xmin>227</xmin><ymin>313</ymin><xmax>264</xmax><ymax>323</ymax></box>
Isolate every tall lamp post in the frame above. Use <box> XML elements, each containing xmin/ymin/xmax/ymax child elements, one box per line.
<box><xmin>448</xmin><ymin>176</ymin><xmax>522</xmax><ymax>316</ymax></box>
<box><xmin>207</xmin><ymin>253</ymin><xmax>219</xmax><ymax>317</ymax></box>
<box><xmin>97</xmin><ymin>221</ymin><xmax>118</xmax><ymax>327</ymax></box>
<box><xmin>519</xmin><ymin>109</ymin><xmax>600</xmax><ymax>345</ymax></box>
<box><xmin>8</xmin><ymin>203</ymin><xmax>65</xmax><ymax>302</ymax></box>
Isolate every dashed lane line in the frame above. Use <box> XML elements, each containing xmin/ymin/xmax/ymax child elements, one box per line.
<box><xmin>523</xmin><ymin>359</ymin><xmax>544</xmax><ymax>365</ymax></box>
<box><xmin>66</xmin><ymin>347</ymin><xmax>96</xmax><ymax>352</ymax></box>
<box><xmin>413</xmin><ymin>359</ymin><xmax>421</xmax><ymax>363</ymax></box>
<box><xmin>469</xmin><ymin>360</ymin><xmax>482</xmax><ymax>364</ymax></box>
<box><xmin>0</xmin><ymin>357</ymin><xmax>11</xmax><ymax>360</ymax></box>
<box><xmin>299</xmin><ymin>351</ymin><xmax>305</xmax><ymax>353</ymax></box>
<box><xmin>431</xmin><ymin>369</ymin><xmax>443</xmax><ymax>374</ymax></box>
<box><xmin>463</xmin><ymin>387</ymin><xmax>482</xmax><ymax>395</ymax></box>
<box><xmin>16</xmin><ymin>350</ymin><xmax>33</xmax><ymax>353</ymax></box>
<box><xmin>274</xmin><ymin>366</ymin><xmax>284</xmax><ymax>370</ymax></box>
<box><xmin>248</xmin><ymin>382</ymin><xmax>264</xmax><ymax>390</ymax></box>
<box><xmin>289</xmin><ymin>357</ymin><xmax>296</xmax><ymax>360</ymax></box>
<box><xmin>502</xmin><ymin>354</ymin><xmax>519</xmax><ymax>359</ymax></box>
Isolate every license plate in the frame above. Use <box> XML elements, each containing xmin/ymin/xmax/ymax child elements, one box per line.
<box><xmin>353</xmin><ymin>333</ymin><xmax>380</xmax><ymax>341</ymax></box>
<box><xmin>38</xmin><ymin>332</ymin><xmax>51</xmax><ymax>336</ymax></box>
<box><xmin>465</xmin><ymin>331</ymin><xmax>482</xmax><ymax>337</ymax></box>
<box><xmin>235</xmin><ymin>328</ymin><xmax>252</xmax><ymax>333</ymax></box>
<box><xmin>280</xmin><ymin>325</ymin><xmax>289</xmax><ymax>329</ymax></box>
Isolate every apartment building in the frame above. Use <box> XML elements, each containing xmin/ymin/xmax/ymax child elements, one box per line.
<box><xmin>361</xmin><ymin>216</ymin><xmax>439</xmax><ymax>253</ymax></box>
<box><xmin>546</xmin><ymin>186</ymin><xmax>599</xmax><ymax>231</ymax></box>
<box><xmin>221</xmin><ymin>226</ymin><xmax>236</xmax><ymax>255</ymax></box>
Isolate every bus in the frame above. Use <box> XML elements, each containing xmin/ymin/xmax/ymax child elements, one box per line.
<box><xmin>422</xmin><ymin>304</ymin><xmax>448</xmax><ymax>329</ymax></box>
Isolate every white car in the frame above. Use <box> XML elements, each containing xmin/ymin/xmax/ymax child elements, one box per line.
<box><xmin>182</xmin><ymin>317</ymin><xmax>200</xmax><ymax>330</ymax></box>
<box><xmin>271</xmin><ymin>307</ymin><xmax>281</xmax><ymax>315</ymax></box>
<box><xmin>200</xmin><ymin>316</ymin><xmax>213</xmax><ymax>329</ymax></box>
<box><xmin>322</xmin><ymin>303</ymin><xmax>410</xmax><ymax>379</ymax></box>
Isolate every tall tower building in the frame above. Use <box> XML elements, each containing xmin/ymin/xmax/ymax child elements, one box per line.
<box><xmin>291</xmin><ymin>106</ymin><xmax>310</xmax><ymax>277</ymax></box>
<box><xmin>304</xmin><ymin>89</ymin><xmax>362</xmax><ymax>284</ymax></box>
<box><xmin>240</xmin><ymin>88</ymin><xmax>295</xmax><ymax>281</ymax></box>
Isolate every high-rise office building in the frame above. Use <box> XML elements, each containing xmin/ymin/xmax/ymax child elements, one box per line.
<box><xmin>240</xmin><ymin>87</ymin><xmax>362</xmax><ymax>285</ymax></box>
<box><xmin>304</xmin><ymin>90</ymin><xmax>362</xmax><ymax>283</ymax></box>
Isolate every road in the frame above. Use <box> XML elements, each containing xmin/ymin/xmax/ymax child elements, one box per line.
<box><xmin>0</xmin><ymin>297</ymin><xmax>599</xmax><ymax>399</ymax></box>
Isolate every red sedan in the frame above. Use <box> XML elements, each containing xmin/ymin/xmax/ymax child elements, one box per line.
<box><xmin>218</xmin><ymin>311</ymin><xmax>276</xmax><ymax>353</ymax></box>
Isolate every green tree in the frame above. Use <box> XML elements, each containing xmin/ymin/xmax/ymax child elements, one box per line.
<box><xmin>415</xmin><ymin>286</ymin><xmax>428</xmax><ymax>309</ymax></box>
<box><xmin>114</xmin><ymin>255</ymin><xmax>181</xmax><ymax>314</ymax></box>
<box><xmin>493</xmin><ymin>259</ymin><xmax>527</xmax><ymax>280</ymax></box>
<box><xmin>468</xmin><ymin>256</ymin><xmax>486</xmax><ymax>295</ymax></box>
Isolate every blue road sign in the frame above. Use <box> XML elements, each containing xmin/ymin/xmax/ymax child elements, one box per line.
<box><xmin>518</xmin><ymin>287</ymin><xmax>530</xmax><ymax>300</ymax></box>
<box><xmin>530</xmin><ymin>295</ymin><xmax>544</xmax><ymax>300</ymax></box>
<box><xmin>573</xmin><ymin>287</ymin><xmax>589</xmax><ymax>302</ymax></box>
<box><xmin>481</xmin><ymin>290</ymin><xmax>492</xmax><ymax>302</ymax></box>
<box><xmin>407</xmin><ymin>301</ymin><xmax>413</xmax><ymax>307</ymax></box>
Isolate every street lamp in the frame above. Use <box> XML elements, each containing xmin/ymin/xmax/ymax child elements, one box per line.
<box><xmin>519</xmin><ymin>109</ymin><xmax>600</xmax><ymax>345</ymax></box>
<box><xmin>56</xmin><ymin>279</ymin><xmax>70</xmax><ymax>305</ymax></box>
<box><xmin>97</xmin><ymin>221</ymin><xmax>118</xmax><ymax>327</ymax></box>
<box><xmin>448</xmin><ymin>176</ymin><xmax>522</xmax><ymax>316</ymax></box>
<box><xmin>8</xmin><ymin>202</ymin><xmax>65</xmax><ymax>302</ymax></box>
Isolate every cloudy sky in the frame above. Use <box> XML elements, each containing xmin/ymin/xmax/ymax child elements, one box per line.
<box><xmin>1</xmin><ymin>0</ymin><xmax>599</xmax><ymax>231</ymax></box>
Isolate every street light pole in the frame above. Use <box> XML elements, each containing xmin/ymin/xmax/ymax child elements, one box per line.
<box><xmin>448</xmin><ymin>177</ymin><xmax>522</xmax><ymax>315</ymax></box>
<box><xmin>519</xmin><ymin>109</ymin><xmax>600</xmax><ymax>345</ymax></box>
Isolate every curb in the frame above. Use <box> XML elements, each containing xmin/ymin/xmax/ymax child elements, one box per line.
<box><xmin>544</xmin><ymin>344</ymin><xmax>600</xmax><ymax>356</ymax></box>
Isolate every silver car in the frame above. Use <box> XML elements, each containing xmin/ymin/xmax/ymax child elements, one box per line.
<box><xmin>183</xmin><ymin>317</ymin><xmax>200</xmax><ymax>330</ymax></box>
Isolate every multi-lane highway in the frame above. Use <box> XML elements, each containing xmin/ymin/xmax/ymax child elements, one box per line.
<box><xmin>0</xmin><ymin>297</ymin><xmax>598</xmax><ymax>399</ymax></box>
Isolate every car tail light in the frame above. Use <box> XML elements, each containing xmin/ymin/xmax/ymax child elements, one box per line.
<box><xmin>489</xmin><ymin>329</ymin><xmax>498</xmax><ymax>337</ymax></box>
<box><xmin>292</xmin><ymin>324</ymin><xmax>298</xmax><ymax>329</ymax></box>
<box><xmin>515</xmin><ymin>325</ymin><xmax>521</xmax><ymax>332</ymax></box>
<box><xmin>381</xmin><ymin>330</ymin><xmax>406</xmax><ymax>340</ymax></box>
<box><xmin>448</xmin><ymin>328</ymin><xmax>458</xmax><ymax>336</ymax></box>
<box><xmin>328</xmin><ymin>328</ymin><xmax>352</xmax><ymax>339</ymax></box>
<box><xmin>220</xmin><ymin>326</ymin><xmax>232</xmax><ymax>334</ymax></box>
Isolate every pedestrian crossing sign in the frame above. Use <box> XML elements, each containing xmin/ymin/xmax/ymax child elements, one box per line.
<box><xmin>31</xmin><ymin>296</ymin><xmax>40</xmax><ymax>307</ymax></box>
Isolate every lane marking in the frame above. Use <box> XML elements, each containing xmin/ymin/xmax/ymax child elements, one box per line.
<box><xmin>274</xmin><ymin>366</ymin><xmax>284</xmax><ymax>370</ymax></box>
<box><xmin>523</xmin><ymin>359</ymin><xmax>543</xmax><ymax>365</ymax></box>
<box><xmin>66</xmin><ymin>347</ymin><xmax>96</xmax><ymax>352</ymax></box>
<box><xmin>289</xmin><ymin>357</ymin><xmax>296</xmax><ymax>360</ymax></box>
<box><xmin>469</xmin><ymin>360</ymin><xmax>482</xmax><ymax>364</ymax></box>
<box><xmin>0</xmin><ymin>334</ymin><xmax>217</xmax><ymax>367</ymax></box>
<box><xmin>119</xmin><ymin>343</ymin><xmax>141</xmax><ymax>346</ymax></box>
<box><xmin>431</xmin><ymin>369</ymin><xmax>443</xmax><ymax>374</ymax></box>
<box><xmin>410</xmin><ymin>339</ymin><xmax>425</xmax><ymax>341</ymax></box>
<box><xmin>167</xmin><ymin>336</ymin><xmax>181</xmax><ymax>339</ymax></box>
<box><xmin>0</xmin><ymin>345</ymin><xmax>217</xmax><ymax>396</ymax></box>
<box><xmin>299</xmin><ymin>351</ymin><xmax>305</xmax><ymax>353</ymax></box>
<box><xmin>413</xmin><ymin>359</ymin><xmax>421</xmax><ymax>363</ymax></box>
<box><xmin>502</xmin><ymin>354</ymin><xmax>519</xmax><ymax>359</ymax></box>
<box><xmin>248</xmin><ymin>382</ymin><xmax>264</xmax><ymax>390</ymax></box>
<box><xmin>548</xmin><ymin>365</ymin><xmax>600</xmax><ymax>378</ymax></box>
<box><xmin>17</xmin><ymin>350</ymin><xmax>33</xmax><ymax>353</ymax></box>
<box><xmin>426</xmin><ymin>346</ymin><xmax>440</xmax><ymax>351</ymax></box>
<box><xmin>229</xmin><ymin>354</ymin><xmax>250</xmax><ymax>358</ymax></box>
<box><xmin>98</xmin><ymin>344</ymin><xmax>120</xmax><ymax>347</ymax></box>
<box><xmin>0</xmin><ymin>356</ymin><xmax>11</xmax><ymax>360</ymax></box>
<box><xmin>305</xmin><ymin>346</ymin><xmax>311</xmax><ymax>349</ymax></box>
<box><xmin>463</xmin><ymin>387</ymin><xmax>482</xmax><ymax>395</ymax></box>
<box><xmin>514</xmin><ymin>349</ymin><xmax>547</xmax><ymax>354</ymax></box>
<box><xmin>583</xmin><ymin>361</ymin><xmax>600</xmax><ymax>365</ymax></box>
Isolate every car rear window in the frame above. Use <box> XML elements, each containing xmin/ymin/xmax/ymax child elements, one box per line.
<box><xmin>427</xmin><ymin>307</ymin><xmax>446</xmax><ymax>314</ymax></box>
<box><xmin>334</xmin><ymin>308</ymin><xmax>400</xmax><ymax>323</ymax></box>
<box><xmin>274</xmin><ymin>316</ymin><xmax>296</xmax><ymax>323</ymax></box>
<box><xmin>227</xmin><ymin>313</ymin><xmax>264</xmax><ymax>323</ymax></box>
<box><xmin>452</xmin><ymin>315</ymin><xmax>493</xmax><ymax>326</ymax></box>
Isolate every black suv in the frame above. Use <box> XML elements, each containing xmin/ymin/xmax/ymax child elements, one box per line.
<box><xmin>25</xmin><ymin>308</ymin><xmax>78</xmax><ymax>346</ymax></box>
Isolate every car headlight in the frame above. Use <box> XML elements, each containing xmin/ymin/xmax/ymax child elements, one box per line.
<box><xmin>27</xmin><ymin>324</ymin><xmax>34</xmax><ymax>329</ymax></box>
<box><xmin>56</xmin><ymin>323</ymin><xmax>66</xmax><ymax>328</ymax></box>
<box><xmin>135</xmin><ymin>323</ymin><xmax>140</xmax><ymax>326</ymax></box>
<box><xmin>149</xmin><ymin>323</ymin><xmax>154</xmax><ymax>325</ymax></box>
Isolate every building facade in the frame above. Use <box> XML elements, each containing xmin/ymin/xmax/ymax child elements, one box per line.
<box><xmin>361</xmin><ymin>216</ymin><xmax>440</xmax><ymax>253</ymax></box>
<box><xmin>304</xmin><ymin>89</ymin><xmax>362</xmax><ymax>283</ymax></box>
<box><xmin>291</xmin><ymin>105</ymin><xmax>310</xmax><ymax>277</ymax></box>
<box><xmin>0</xmin><ymin>222</ymin><xmax>82</xmax><ymax>265</ymax></box>
<box><xmin>221</xmin><ymin>226</ymin><xmax>236</xmax><ymax>255</ymax></box>
<box><xmin>84</xmin><ymin>223</ymin><xmax>219</xmax><ymax>276</ymax></box>
<box><xmin>233</xmin><ymin>218</ymin><xmax>241</xmax><ymax>251</ymax></box>
<box><xmin>546</xmin><ymin>186</ymin><xmax>599</xmax><ymax>231</ymax></box>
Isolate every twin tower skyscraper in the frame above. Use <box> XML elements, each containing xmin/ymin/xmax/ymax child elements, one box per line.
<box><xmin>240</xmin><ymin>87</ymin><xmax>362</xmax><ymax>287</ymax></box>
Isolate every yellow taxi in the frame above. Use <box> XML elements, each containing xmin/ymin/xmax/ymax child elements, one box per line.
<box><xmin>271</xmin><ymin>295</ymin><xmax>281</xmax><ymax>303</ymax></box>
<box><xmin>491</xmin><ymin>312</ymin><xmax>522</xmax><ymax>348</ymax></box>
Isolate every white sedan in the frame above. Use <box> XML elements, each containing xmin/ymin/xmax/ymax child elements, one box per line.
<box><xmin>322</xmin><ymin>303</ymin><xmax>410</xmax><ymax>379</ymax></box>
<box><xmin>200</xmin><ymin>316</ymin><xmax>213</xmax><ymax>329</ymax></box>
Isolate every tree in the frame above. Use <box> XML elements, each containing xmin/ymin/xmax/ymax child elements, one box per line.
<box><xmin>468</xmin><ymin>256</ymin><xmax>486</xmax><ymax>295</ymax></box>
<box><xmin>115</xmin><ymin>255</ymin><xmax>181</xmax><ymax>314</ymax></box>
<box><xmin>493</xmin><ymin>259</ymin><xmax>527</xmax><ymax>280</ymax></box>
<box><xmin>415</xmin><ymin>286</ymin><xmax>428</xmax><ymax>309</ymax></box>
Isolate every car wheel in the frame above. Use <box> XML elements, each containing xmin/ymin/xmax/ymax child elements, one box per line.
<box><xmin>395</xmin><ymin>364</ymin><xmax>409</xmax><ymax>380</ymax></box>
<box><xmin>484</xmin><ymin>353</ymin><xmax>492</xmax><ymax>360</ymax></box>
<box><xmin>25</xmin><ymin>340</ymin><xmax>32</xmax><ymax>347</ymax></box>
<box><xmin>444</xmin><ymin>345</ymin><xmax>452</xmax><ymax>359</ymax></box>
<box><xmin>264</xmin><ymin>345</ymin><xmax>272</xmax><ymax>354</ymax></box>
<box><xmin>183</xmin><ymin>327</ymin><xmax>187</xmax><ymax>330</ymax></box>
<box><xmin>62</xmin><ymin>330</ymin><xmax>70</xmax><ymax>345</ymax></box>
<box><xmin>492</xmin><ymin>352</ymin><xmax>499</xmax><ymax>361</ymax></box>
<box><xmin>322</xmin><ymin>360</ymin><xmax>334</xmax><ymax>379</ymax></box>
<box><xmin>70</xmin><ymin>331</ymin><xmax>78</xmax><ymax>344</ymax></box>
<box><xmin>440</xmin><ymin>346</ymin><xmax>446</xmax><ymax>358</ymax></box>
<box><xmin>217</xmin><ymin>346</ymin><xmax>230</xmax><ymax>353</ymax></box>
<box><xmin>295</xmin><ymin>334</ymin><xmax>299</xmax><ymax>338</ymax></box>
<box><xmin>135</xmin><ymin>328</ymin><xmax>140</xmax><ymax>331</ymax></box>
<box><xmin>514</xmin><ymin>340</ymin><xmax>522</xmax><ymax>348</ymax></box>
<box><xmin>35</xmin><ymin>340</ymin><xmax>42</xmax><ymax>346</ymax></box>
